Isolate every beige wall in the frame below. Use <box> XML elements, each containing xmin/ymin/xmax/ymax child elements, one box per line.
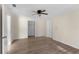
<box><xmin>53</xmin><ymin>10</ymin><xmax>79</xmax><ymax>48</ymax></box>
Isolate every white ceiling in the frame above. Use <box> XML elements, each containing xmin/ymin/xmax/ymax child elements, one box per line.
<box><xmin>6</xmin><ymin>4</ymin><xmax>79</xmax><ymax>20</ymax></box>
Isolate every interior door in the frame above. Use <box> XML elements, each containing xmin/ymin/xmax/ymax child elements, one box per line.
<box><xmin>28</xmin><ymin>21</ymin><xmax>35</xmax><ymax>37</ymax></box>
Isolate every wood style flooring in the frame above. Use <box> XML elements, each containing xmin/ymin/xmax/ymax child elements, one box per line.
<box><xmin>7</xmin><ymin>37</ymin><xmax>79</xmax><ymax>54</ymax></box>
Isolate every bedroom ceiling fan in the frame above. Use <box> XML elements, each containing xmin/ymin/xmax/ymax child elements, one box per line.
<box><xmin>33</xmin><ymin>10</ymin><xmax>48</xmax><ymax>16</ymax></box>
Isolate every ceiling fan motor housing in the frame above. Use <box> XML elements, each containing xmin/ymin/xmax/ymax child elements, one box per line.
<box><xmin>37</xmin><ymin>10</ymin><xmax>42</xmax><ymax>14</ymax></box>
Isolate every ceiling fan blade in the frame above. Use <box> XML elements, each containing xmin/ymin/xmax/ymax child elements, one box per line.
<box><xmin>32</xmin><ymin>14</ymin><xmax>37</xmax><ymax>15</ymax></box>
<box><xmin>33</xmin><ymin>11</ymin><xmax>37</xmax><ymax>14</ymax></box>
<box><xmin>33</xmin><ymin>11</ymin><xmax>36</xmax><ymax>13</ymax></box>
<box><xmin>41</xmin><ymin>13</ymin><xmax>48</xmax><ymax>15</ymax></box>
<box><xmin>42</xmin><ymin>10</ymin><xmax>46</xmax><ymax>12</ymax></box>
<box><xmin>12</xmin><ymin>4</ymin><xmax>16</xmax><ymax>7</ymax></box>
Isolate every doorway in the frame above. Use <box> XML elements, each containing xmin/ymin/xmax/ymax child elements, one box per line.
<box><xmin>28</xmin><ymin>21</ymin><xmax>35</xmax><ymax>37</ymax></box>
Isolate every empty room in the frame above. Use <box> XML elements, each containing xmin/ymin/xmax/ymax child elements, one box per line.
<box><xmin>2</xmin><ymin>4</ymin><xmax>79</xmax><ymax>54</ymax></box>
